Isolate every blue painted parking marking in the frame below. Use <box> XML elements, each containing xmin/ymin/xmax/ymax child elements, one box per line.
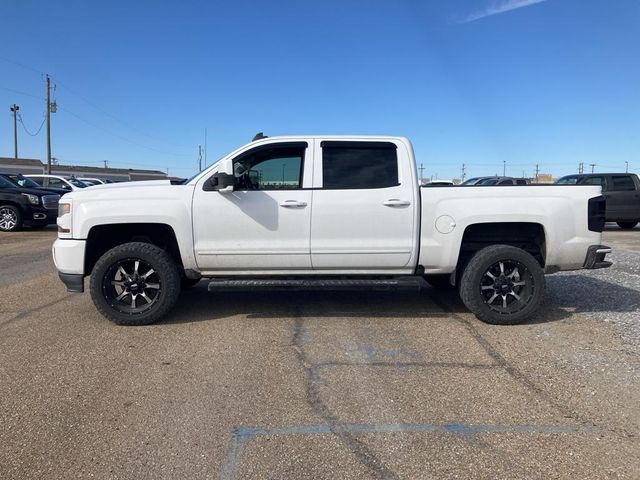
<box><xmin>219</xmin><ymin>422</ymin><xmax>598</xmax><ymax>479</ymax></box>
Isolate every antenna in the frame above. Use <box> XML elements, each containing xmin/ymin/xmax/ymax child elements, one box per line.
<box><xmin>252</xmin><ymin>132</ymin><xmax>267</xmax><ymax>141</ymax></box>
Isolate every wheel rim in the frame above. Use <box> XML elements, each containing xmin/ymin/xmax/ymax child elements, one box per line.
<box><xmin>0</xmin><ymin>207</ymin><xmax>18</xmax><ymax>231</ymax></box>
<box><xmin>479</xmin><ymin>259</ymin><xmax>535</xmax><ymax>315</ymax></box>
<box><xmin>102</xmin><ymin>258</ymin><xmax>161</xmax><ymax>315</ymax></box>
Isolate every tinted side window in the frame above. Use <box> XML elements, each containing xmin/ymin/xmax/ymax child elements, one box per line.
<box><xmin>581</xmin><ymin>176</ymin><xmax>605</xmax><ymax>188</ymax></box>
<box><xmin>610</xmin><ymin>175</ymin><xmax>635</xmax><ymax>191</ymax></box>
<box><xmin>322</xmin><ymin>143</ymin><xmax>398</xmax><ymax>189</ymax></box>
<box><xmin>233</xmin><ymin>146</ymin><xmax>305</xmax><ymax>190</ymax></box>
<box><xmin>29</xmin><ymin>176</ymin><xmax>44</xmax><ymax>186</ymax></box>
<box><xmin>0</xmin><ymin>176</ymin><xmax>14</xmax><ymax>188</ymax></box>
<box><xmin>516</xmin><ymin>179</ymin><xmax>527</xmax><ymax>185</ymax></box>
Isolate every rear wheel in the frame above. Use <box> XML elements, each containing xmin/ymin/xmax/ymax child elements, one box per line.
<box><xmin>459</xmin><ymin>245</ymin><xmax>545</xmax><ymax>325</ymax></box>
<box><xmin>617</xmin><ymin>221</ymin><xmax>638</xmax><ymax>230</ymax></box>
<box><xmin>90</xmin><ymin>242</ymin><xmax>181</xmax><ymax>325</ymax></box>
<box><xmin>0</xmin><ymin>205</ymin><xmax>22</xmax><ymax>232</ymax></box>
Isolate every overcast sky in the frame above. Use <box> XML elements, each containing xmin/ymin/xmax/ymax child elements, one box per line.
<box><xmin>0</xmin><ymin>0</ymin><xmax>638</xmax><ymax>179</ymax></box>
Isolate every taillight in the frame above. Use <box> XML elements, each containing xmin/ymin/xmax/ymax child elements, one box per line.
<box><xmin>588</xmin><ymin>196</ymin><xmax>606</xmax><ymax>232</ymax></box>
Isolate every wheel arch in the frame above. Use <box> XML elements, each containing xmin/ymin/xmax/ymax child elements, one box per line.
<box><xmin>84</xmin><ymin>223</ymin><xmax>183</xmax><ymax>275</ymax></box>
<box><xmin>457</xmin><ymin>222</ymin><xmax>547</xmax><ymax>272</ymax></box>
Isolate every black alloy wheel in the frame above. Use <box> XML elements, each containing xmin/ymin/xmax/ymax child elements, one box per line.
<box><xmin>90</xmin><ymin>242</ymin><xmax>181</xmax><ymax>325</ymax></box>
<box><xmin>459</xmin><ymin>244</ymin><xmax>545</xmax><ymax>325</ymax></box>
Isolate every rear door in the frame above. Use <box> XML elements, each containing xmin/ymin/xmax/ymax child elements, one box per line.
<box><xmin>310</xmin><ymin>139</ymin><xmax>418</xmax><ymax>271</ymax></box>
<box><xmin>605</xmin><ymin>174</ymin><xmax>640</xmax><ymax>221</ymax></box>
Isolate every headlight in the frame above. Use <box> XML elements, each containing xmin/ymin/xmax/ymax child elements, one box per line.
<box><xmin>58</xmin><ymin>202</ymin><xmax>71</xmax><ymax>217</ymax></box>
<box><xmin>21</xmin><ymin>193</ymin><xmax>40</xmax><ymax>205</ymax></box>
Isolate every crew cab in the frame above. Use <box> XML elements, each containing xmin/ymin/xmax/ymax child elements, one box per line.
<box><xmin>556</xmin><ymin>173</ymin><xmax>640</xmax><ymax>229</ymax></box>
<box><xmin>52</xmin><ymin>135</ymin><xmax>611</xmax><ymax>326</ymax></box>
<box><xmin>0</xmin><ymin>174</ymin><xmax>60</xmax><ymax>231</ymax></box>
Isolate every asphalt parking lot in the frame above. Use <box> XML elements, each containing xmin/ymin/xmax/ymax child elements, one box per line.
<box><xmin>1</xmin><ymin>226</ymin><xmax>639</xmax><ymax>479</ymax></box>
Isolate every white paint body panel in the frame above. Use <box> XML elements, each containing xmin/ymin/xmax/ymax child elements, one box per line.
<box><xmin>419</xmin><ymin>185</ymin><xmax>603</xmax><ymax>274</ymax></box>
<box><xmin>51</xmin><ymin>136</ymin><xmax>604</xmax><ymax>279</ymax></box>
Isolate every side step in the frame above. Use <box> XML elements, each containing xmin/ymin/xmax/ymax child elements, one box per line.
<box><xmin>208</xmin><ymin>277</ymin><xmax>427</xmax><ymax>292</ymax></box>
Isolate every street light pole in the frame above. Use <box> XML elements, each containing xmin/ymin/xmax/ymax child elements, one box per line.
<box><xmin>503</xmin><ymin>160</ymin><xmax>506</xmax><ymax>176</ymax></box>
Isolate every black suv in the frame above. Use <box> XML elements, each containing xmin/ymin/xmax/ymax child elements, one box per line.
<box><xmin>556</xmin><ymin>173</ymin><xmax>640</xmax><ymax>229</ymax></box>
<box><xmin>0</xmin><ymin>174</ymin><xmax>60</xmax><ymax>232</ymax></box>
<box><xmin>3</xmin><ymin>172</ymin><xmax>70</xmax><ymax>196</ymax></box>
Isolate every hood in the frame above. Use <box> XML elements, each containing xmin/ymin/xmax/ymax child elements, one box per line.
<box><xmin>88</xmin><ymin>180</ymin><xmax>172</xmax><ymax>190</ymax></box>
<box><xmin>5</xmin><ymin>186</ymin><xmax>57</xmax><ymax>197</ymax></box>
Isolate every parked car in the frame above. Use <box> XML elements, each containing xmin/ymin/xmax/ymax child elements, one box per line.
<box><xmin>461</xmin><ymin>176</ymin><xmax>494</xmax><ymax>185</ymax></box>
<box><xmin>78</xmin><ymin>177</ymin><xmax>107</xmax><ymax>185</ymax></box>
<box><xmin>2</xmin><ymin>173</ymin><xmax>70</xmax><ymax>197</ymax></box>
<box><xmin>462</xmin><ymin>176</ymin><xmax>530</xmax><ymax>186</ymax></box>
<box><xmin>477</xmin><ymin>177</ymin><xmax>530</xmax><ymax>186</ymax></box>
<box><xmin>26</xmin><ymin>174</ymin><xmax>89</xmax><ymax>191</ymax></box>
<box><xmin>555</xmin><ymin>173</ymin><xmax>640</xmax><ymax>229</ymax></box>
<box><xmin>0</xmin><ymin>174</ymin><xmax>60</xmax><ymax>231</ymax></box>
<box><xmin>53</xmin><ymin>135</ymin><xmax>611</xmax><ymax>326</ymax></box>
<box><xmin>423</xmin><ymin>179</ymin><xmax>455</xmax><ymax>186</ymax></box>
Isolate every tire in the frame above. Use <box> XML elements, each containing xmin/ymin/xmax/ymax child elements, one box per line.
<box><xmin>459</xmin><ymin>245</ymin><xmax>545</xmax><ymax>325</ymax></box>
<box><xmin>0</xmin><ymin>205</ymin><xmax>22</xmax><ymax>232</ymax></box>
<box><xmin>424</xmin><ymin>274</ymin><xmax>456</xmax><ymax>289</ymax></box>
<box><xmin>617</xmin><ymin>221</ymin><xmax>638</xmax><ymax>230</ymax></box>
<box><xmin>90</xmin><ymin>242</ymin><xmax>181</xmax><ymax>326</ymax></box>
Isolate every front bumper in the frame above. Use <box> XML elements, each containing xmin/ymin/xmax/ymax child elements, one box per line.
<box><xmin>583</xmin><ymin>245</ymin><xmax>612</xmax><ymax>269</ymax></box>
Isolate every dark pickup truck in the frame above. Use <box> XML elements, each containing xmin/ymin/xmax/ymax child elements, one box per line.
<box><xmin>0</xmin><ymin>174</ymin><xmax>60</xmax><ymax>232</ymax></box>
<box><xmin>556</xmin><ymin>173</ymin><xmax>640</xmax><ymax>229</ymax></box>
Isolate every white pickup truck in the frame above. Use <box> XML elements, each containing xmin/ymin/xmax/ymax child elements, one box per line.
<box><xmin>53</xmin><ymin>135</ymin><xmax>612</xmax><ymax>326</ymax></box>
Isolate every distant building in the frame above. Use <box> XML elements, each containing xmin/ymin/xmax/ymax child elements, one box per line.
<box><xmin>0</xmin><ymin>157</ymin><xmax>168</xmax><ymax>182</ymax></box>
<box><xmin>536</xmin><ymin>173</ymin><xmax>555</xmax><ymax>184</ymax></box>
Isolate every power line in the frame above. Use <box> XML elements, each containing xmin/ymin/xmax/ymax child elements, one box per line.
<box><xmin>0</xmin><ymin>85</ymin><xmax>44</xmax><ymax>100</ymax></box>
<box><xmin>55</xmin><ymin>79</ymin><xmax>183</xmax><ymax>148</ymax></box>
<box><xmin>58</xmin><ymin>105</ymin><xmax>190</xmax><ymax>157</ymax></box>
<box><xmin>17</xmin><ymin>113</ymin><xmax>46</xmax><ymax>136</ymax></box>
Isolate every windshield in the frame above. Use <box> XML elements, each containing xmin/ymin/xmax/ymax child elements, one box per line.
<box><xmin>478</xmin><ymin>178</ymin><xmax>499</xmax><ymax>185</ymax></box>
<box><xmin>68</xmin><ymin>178</ymin><xmax>88</xmax><ymax>188</ymax></box>
<box><xmin>461</xmin><ymin>177</ymin><xmax>481</xmax><ymax>185</ymax></box>
<box><xmin>556</xmin><ymin>175</ymin><xmax>579</xmax><ymax>184</ymax></box>
<box><xmin>10</xmin><ymin>175</ymin><xmax>40</xmax><ymax>188</ymax></box>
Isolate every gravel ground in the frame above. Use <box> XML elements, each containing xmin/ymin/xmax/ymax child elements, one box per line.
<box><xmin>548</xmin><ymin>249</ymin><xmax>640</xmax><ymax>354</ymax></box>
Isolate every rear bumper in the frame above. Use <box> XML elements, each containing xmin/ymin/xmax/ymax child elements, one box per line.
<box><xmin>583</xmin><ymin>245</ymin><xmax>612</xmax><ymax>269</ymax></box>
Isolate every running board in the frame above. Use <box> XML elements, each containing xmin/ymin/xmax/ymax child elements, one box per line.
<box><xmin>207</xmin><ymin>277</ymin><xmax>427</xmax><ymax>292</ymax></box>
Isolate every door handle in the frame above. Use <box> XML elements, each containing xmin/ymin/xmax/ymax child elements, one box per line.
<box><xmin>279</xmin><ymin>200</ymin><xmax>307</xmax><ymax>208</ymax></box>
<box><xmin>383</xmin><ymin>199</ymin><xmax>411</xmax><ymax>207</ymax></box>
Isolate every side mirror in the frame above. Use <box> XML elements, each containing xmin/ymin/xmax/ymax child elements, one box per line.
<box><xmin>208</xmin><ymin>172</ymin><xmax>236</xmax><ymax>193</ymax></box>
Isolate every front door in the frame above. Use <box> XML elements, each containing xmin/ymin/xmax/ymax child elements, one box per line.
<box><xmin>192</xmin><ymin>141</ymin><xmax>313</xmax><ymax>272</ymax></box>
<box><xmin>605</xmin><ymin>174</ymin><xmax>640</xmax><ymax>221</ymax></box>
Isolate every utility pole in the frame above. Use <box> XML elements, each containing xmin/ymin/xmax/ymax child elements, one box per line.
<box><xmin>198</xmin><ymin>145</ymin><xmax>203</xmax><ymax>172</ymax></box>
<box><xmin>10</xmin><ymin>104</ymin><xmax>19</xmax><ymax>159</ymax></box>
<box><xmin>578</xmin><ymin>162</ymin><xmax>583</xmax><ymax>174</ymax></box>
<box><xmin>535</xmin><ymin>164</ymin><xmax>540</xmax><ymax>183</ymax></box>
<box><xmin>590</xmin><ymin>163</ymin><xmax>596</xmax><ymax>173</ymax></box>
<box><xmin>45</xmin><ymin>75</ymin><xmax>53</xmax><ymax>174</ymax></box>
<box><xmin>103</xmin><ymin>160</ymin><xmax>108</xmax><ymax>168</ymax></box>
<box><xmin>204</xmin><ymin>128</ymin><xmax>208</xmax><ymax>168</ymax></box>
<box><xmin>503</xmin><ymin>160</ymin><xmax>506</xmax><ymax>176</ymax></box>
<box><xmin>625</xmin><ymin>161</ymin><xmax>629</xmax><ymax>173</ymax></box>
<box><xmin>461</xmin><ymin>163</ymin><xmax>466</xmax><ymax>182</ymax></box>
<box><xmin>419</xmin><ymin>163</ymin><xmax>425</xmax><ymax>182</ymax></box>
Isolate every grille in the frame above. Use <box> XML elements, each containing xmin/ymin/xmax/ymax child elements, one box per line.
<box><xmin>42</xmin><ymin>194</ymin><xmax>60</xmax><ymax>210</ymax></box>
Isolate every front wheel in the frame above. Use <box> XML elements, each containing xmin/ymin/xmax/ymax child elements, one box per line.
<box><xmin>459</xmin><ymin>245</ymin><xmax>545</xmax><ymax>325</ymax></box>
<box><xmin>0</xmin><ymin>205</ymin><xmax>22</xmax><ymax>232</ymax></box>
<box><xmin>617</xmin><ymin>221</ymin><xmax>638</xmax><ymax>230</ymax></box>
<box><xmin>90</xmin><ymin>242</ymin><xmax>181</xmax><ymax>325</ymax></box>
